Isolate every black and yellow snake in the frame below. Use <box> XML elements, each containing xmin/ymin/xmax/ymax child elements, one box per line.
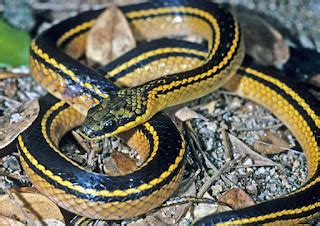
<box><xmin>17</xmin><ymin>0</ymin><xmax>319</xmax><ymax>224</ymax></box>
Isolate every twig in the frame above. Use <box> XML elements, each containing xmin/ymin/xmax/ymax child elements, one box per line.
<box><xmin>197</xmin><ymin>156</ymin><xmax>243</xmax><ymax>198</ymax></box>
<box><xmin>233</xmin><ymin>164</ymin><xmax>280</xmax><ymax>169</ymax></box>
<box><xmin>185</xmin><ymin>121</ymin><xmax>206</xmax><ymax>173</ymax></box>
<box><xmin>0</xmin><ymin>170</ymin><xmax>29</xmax><ymax>181</ymax></box>
<box><xmin>177</xmin><ymin>156</ymin><xmax>243</xmax><ymax>223</ymax></box>
<box><xmin>220</xmin><ymin>128</ymin><xmax>233</xmax><ymax>160</ymax></box>
<box><xmin>0</xmin><ymin>71</ymin><xmax>29</xmax><ymax>80</ymax></box>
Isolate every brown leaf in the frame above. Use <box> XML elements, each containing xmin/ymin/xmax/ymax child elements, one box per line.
<box><xmin>228</xmin><ymin>133</ymin><xmax>281</xmax><ymax>167</ymax></box>
<box><xmin>175</xmin><ymin>107</ymin><xmax>208</xmax><ymax>122</ymax></box>
<box><xmin>103</xmin><ymin>151</ymin><xmax>138</xmax><ymax>176</ymax></box>
<box><xmin>192</xmin><ymin>100</ymin><xmax>217</xmax><ymax>113</ymax></box>
<box><xmin>0</xmin><ymin>100</ymin><xmax>39</xmax><ymax>149</ymax></box>
<box><xmin>0</xmin><ymin>190</ymin><xmax>64</xmax><ymax>223</ymax></box>
<box><xmin>254</xmin><ymin>131</ymin><xmax>290</xmax><ymax>154</ymax></box>
<box><xmin>86</xmin><ymin>6</ymin><xmax>136</xmax><ymax>66</ymax></box>
<box><xmin>218</xmin><ymin>188</ymin><xmax>255</xmax><ymax>209</ymax></box>
<box><xmin>233</xmin><ymin>11</ymin><xmax>289</xmax><ymax>66</ymax></box>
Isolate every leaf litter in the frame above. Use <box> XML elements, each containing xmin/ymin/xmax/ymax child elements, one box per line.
<box><xmin>0</xmin><ymin>0</ymin><xmax>316</xmax><ymax>225</ymax></box>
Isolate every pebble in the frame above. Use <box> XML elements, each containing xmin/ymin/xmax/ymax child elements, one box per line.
<box><xmin>211</xmin><ymin>185</ymin><xmax>223</xmax><ymax>196</ymax></box>
<box><xmin>256</xmin><ymin>167</ymin><xmax>266</xmax><ymax>175</ymax></box>
<box><xmin>243</xmin><ymin>158</ymin><xmax>253</xmax><ymax>166</ymax></box>
<box><xmin>269</xmin><ymin>183</ymin><xmax>277</xmax><ymax>193</ymax></box>
<box><xmin>237</xmin><ymin>168</ymin><xmax>247</xmax><ymax>176</ymax></box>
<box><xmin>226</xmin><ymin>174</ymin><xmax>238</xmax><ymax>184</ymax></box>
<box><xmin>3</xmin><ymin>156</ymin><xmax>21</xmax><ymax>173</ymax></box>
<box><xmin>3</xmin><ymin>0</ymin><xmax>35</xmax><ymax>31</ymax></box>
<box><xmin>246</xmin><ymin>184</ymin><xmax>258</xmax><ymax>195</ymax></box>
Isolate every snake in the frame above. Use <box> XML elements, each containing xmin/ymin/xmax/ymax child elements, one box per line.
<box><xmin>16</xmin><ymin>0</ymin><xmax>319</xmax><ymax>225</ymax></box>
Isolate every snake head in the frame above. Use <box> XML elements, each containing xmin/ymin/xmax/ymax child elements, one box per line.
<box><xmin>78</xmin><ymin>89</ymin><xmax>154</xmax><ymax>140</ymax></box>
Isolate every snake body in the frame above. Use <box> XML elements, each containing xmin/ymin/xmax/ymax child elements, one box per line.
<box><xmin>17</xmin><ymin>0</ymin><xmax>319</xmax><ymax>224</ymax></box>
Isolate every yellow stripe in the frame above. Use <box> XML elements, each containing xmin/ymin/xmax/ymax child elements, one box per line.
<box><xmin>31</xmin><ymin>42</ymin><xmax>109</xmax><ymax>99</ymax></box>
<box><xmin>127</xmin><ymin>7</ymin><xmax>221</xmax><ymax>60</ymax></box>
<box><xmin>245</xmin><ymin>68</ymin><xmax>320</xmax><ymax>129</ymax></box>
<box><xmin>18</xmin><ymin>102</ymin><xmax>185</xmax><ymax>197</ymax></box>
<box><xmin>107</xmin><ymin>48</ymin><xmax>207</xmax><ymax>78</ymax></box>
<box><xmin>217</xmin><ymin>202</ymin><xmax>320</xmax><ymax>225</ymax></box>
<box><xmin>57</xmin><ymin>20</ymin><xmax>95</xmax><ymax>46</ymax></box>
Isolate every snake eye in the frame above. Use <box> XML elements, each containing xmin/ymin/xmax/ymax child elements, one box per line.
<box><xmin>104</xmin><ymin>118</ymin><xmax>118</xmax><ymax>131</ymax></box>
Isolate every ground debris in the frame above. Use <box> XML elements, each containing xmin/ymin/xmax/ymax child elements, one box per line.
<box><xmin>0</xmin><ymin>100</ymin><xmax>39</xmax><ymax>149</ymax></box>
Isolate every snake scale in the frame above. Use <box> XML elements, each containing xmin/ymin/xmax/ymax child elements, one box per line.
<box><xmin>17</xmin><ymin>0</ymin><xmax>319</xmax><ymax>225</ymax></box>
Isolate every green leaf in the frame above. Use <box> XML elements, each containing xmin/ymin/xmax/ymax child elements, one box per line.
<box><xmin>0</xmin><ymin>19</ymin><xmax>31</xmax><ymax>67</ymax></box>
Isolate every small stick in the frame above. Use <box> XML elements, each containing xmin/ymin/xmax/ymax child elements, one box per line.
<box><xmin>0</xmin><ymin>71</ymin><xmax>29</xmax><ymax>80</ymax></box>
<box><xmin>197</xmin><ymin>156</ymin><xmax>243</xmax><ymax>198</ymax></box>
<box><xmin>0</xmin><ymin>171</ymin><xmax>29</xmax><ymax>181</ymax></box>
<box><xmin>220</xmin><ymin>128</ymin><xmax>233</xmax><ymax>160</ymax></box>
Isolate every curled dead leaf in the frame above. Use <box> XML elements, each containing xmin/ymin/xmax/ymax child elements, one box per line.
<box><xmin>233</xmin><ymin>11</ymin><xmax>289</xmax><ymax>66</ymax></box>
<box><xmin>103</xmin><ymin>151</ymin><xmax>138</xmax><ymax>176</ymax></box>
<box><xmin>218</xmin><ymin>188</ymin><xmax>255</xmax><ymax>209</ymax></box>
<box><xmin>192</xmin><ymin>100</ymin><xmax>217</xmax><ymax>113</ymax></box>
<box><xmin>175</xmin><ymin>107</ymin><xmax>208</xmax><ymax>122</ymax></box>
<box><xmin>86</xmin><ymin>6</ymin><xmax>136</xmax><ymax>66</ymax></box>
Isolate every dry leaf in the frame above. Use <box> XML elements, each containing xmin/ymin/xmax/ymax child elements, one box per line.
<box><xmin>192</xmin><ymin>100</ymin><xmax>217</xmax><ymax>113</ymax></box>
<box><xmin>103</xmin><ymin>151</ymin><xmax>138</xmax><ymax>176</ymax></box>
<box><xmin>86</xmin><ymin>6</ymin><xmax>136</xmax><ymax>66</ymax></box>
<box><xmin>0</xmin><ymin>190</ymin><xmax>64</xmax><ymax>223</ymax></box>
<box><xmin>254</xmin><ymin>131</ymin><xmax>290</xmax><ymax>154</ymax></box>
<box><xmin>218</xmin><ymin>188</ymin><xmax>254</xmax><ymax>209</ymax></box>
<box><xmin>0</xmin><ymin>100</ymin><xmax>39</xmax><ymax>149</ymax></box>
<box><xmin>228</xmin><ymin>133</ymin><xmax>280</xmax><ymax>167</ymax></box>
<box><xmin>233</xmin><ymin>11</ymin><xmax>289</xmax><ymax>66</ymax></box>
<box><xmin>175</xmin><ymin>107</ymin><xmax>208</xmax><ymax>122</ymax></box>
<box><xmin>215</xmin><ymin>204</ymin><xmax>233</xmax><ymax>214</ymax></box>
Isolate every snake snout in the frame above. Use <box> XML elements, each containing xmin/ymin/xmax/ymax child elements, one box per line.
<box><xmin>78</xmin><ymin>96</ymin><xmax>129</xmax><ymax>140</ymax></box>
